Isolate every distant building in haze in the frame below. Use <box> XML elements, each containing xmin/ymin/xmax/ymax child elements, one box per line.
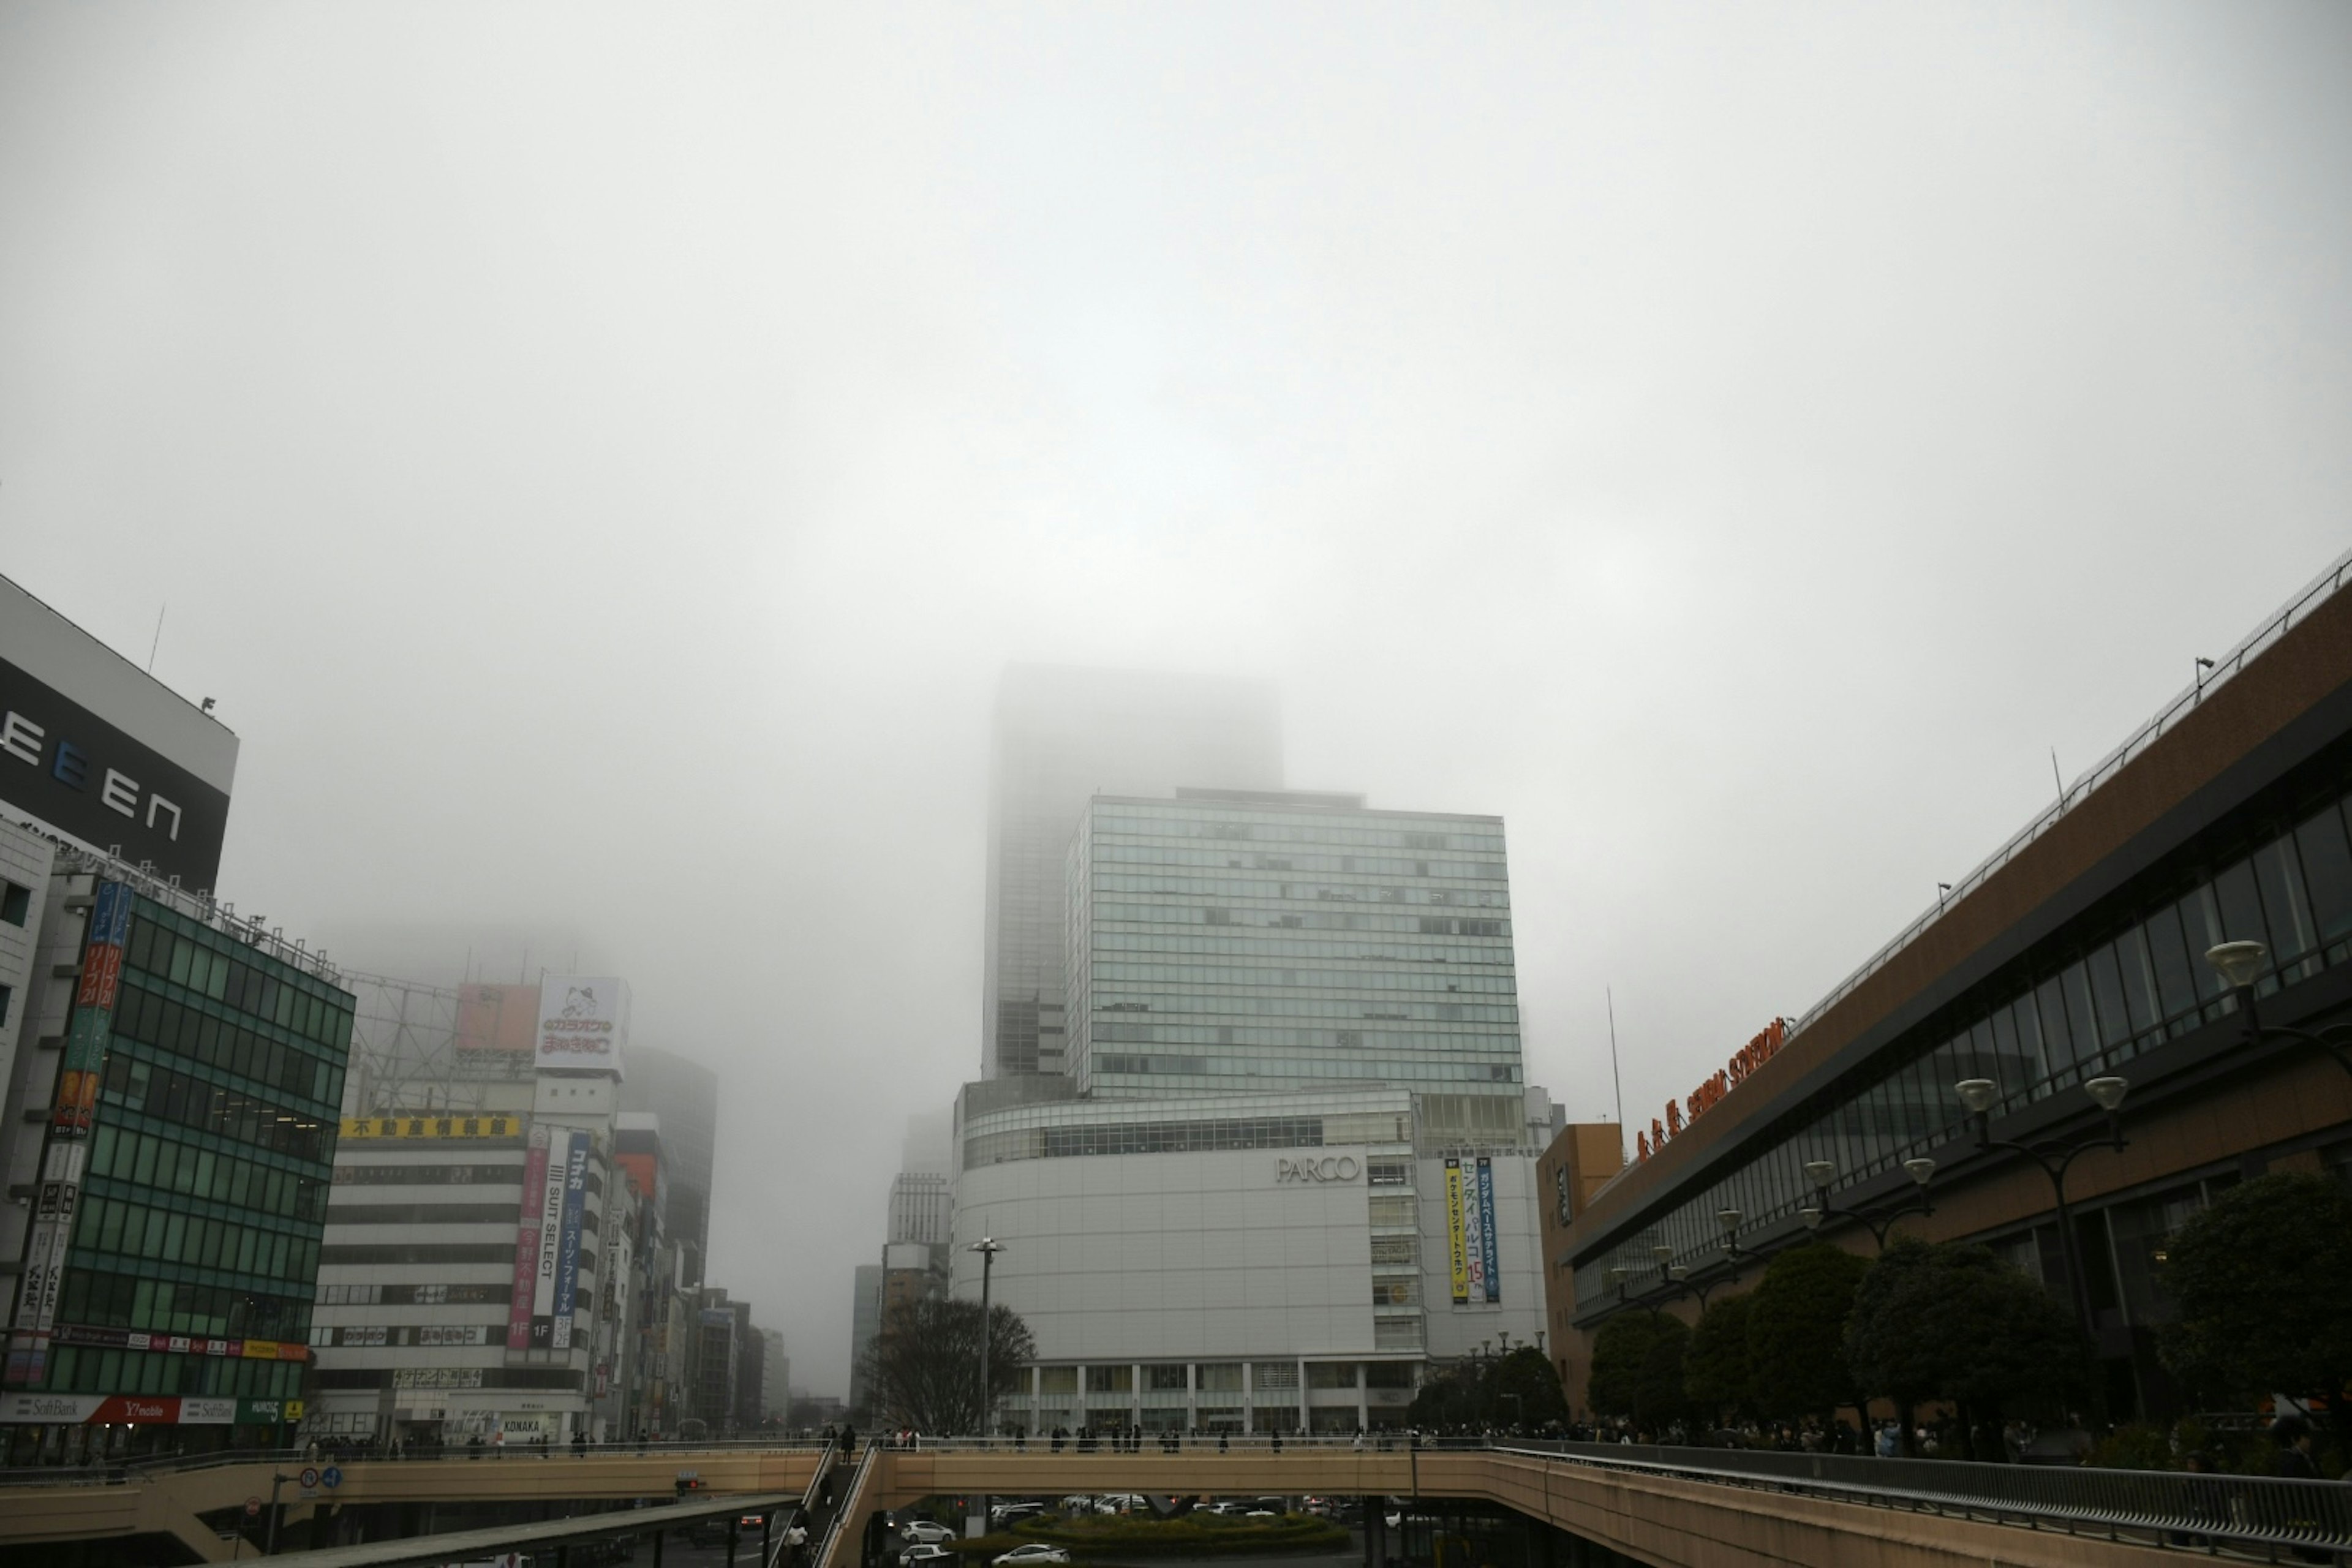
<box><xmin>982</xmin><ymin>666</ymin><xmax>1282</xmax><ymax>1081</ymax></box>
<box><xmin>620</xmin><ymin>1046</ymin><xmax>717</xmax><ymax>1287</ymax></box>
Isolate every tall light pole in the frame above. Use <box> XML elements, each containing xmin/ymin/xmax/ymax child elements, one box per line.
<box><xmin>1954</xmin><ymin>1074</ymin><xmax>2128</xmax><ymax>1393</ymax></box>
<box><xmin>968</xmin><ymin>1237</ymin><xmax>1006</xmax><ymax>1436</ymax></box>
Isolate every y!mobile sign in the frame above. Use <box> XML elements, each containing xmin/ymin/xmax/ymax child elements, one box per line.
<box><xmin>535</xmin><ymin>976</ymin><xmax>628</xmax><ymax>1079</ymax></box>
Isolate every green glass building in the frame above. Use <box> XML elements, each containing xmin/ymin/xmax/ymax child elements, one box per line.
<box><xmin>3</xmin><ymin>865</ymin><xmax>352</xmax><ymax>1452</ymax></box>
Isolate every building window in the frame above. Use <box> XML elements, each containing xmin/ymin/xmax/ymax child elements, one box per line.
<box><xmin>1</xmin><ymin>881</ymin><xmax>29</xmax><ymax>925</ymax></box>
<box><xmin>1086</xmin><ymin>1365</ymin><xmax>1132</xmax><ymax>1393</ymax></box>
<box><xmin>1306</xmin><ymin>1362</ymin><xmax>1359</xmax><ymax>1389</ymax></box>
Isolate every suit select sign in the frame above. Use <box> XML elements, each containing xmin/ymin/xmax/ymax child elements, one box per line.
<box><xmin>535</xmin><ymin>975</ymin><xmax>629</xmax><ymax>1078</ymax></box>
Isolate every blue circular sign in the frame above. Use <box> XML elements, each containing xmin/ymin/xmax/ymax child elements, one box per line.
<box><xmin>321</xmin><ymin>1466</ymin><xmax>343</xmax><ymax>1490</ymax></box>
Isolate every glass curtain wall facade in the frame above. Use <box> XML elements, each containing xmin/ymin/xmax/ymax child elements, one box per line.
<box><xmin>982</xmin><ymin>668</ymin><xmax>1284</xmax><ymax>1081</ymax></box>
<box><xmin>1066</xmin><ymin>793</ymin><xmax>1520</xmax><ymax>1098</ymax></box>
<box><xmin>1577</xmin><ymin>757</ymin><xmax>2352</xmax><ymax>1303</ymax></box>
<box><xmin>34</xmin><ymin>891</ymin><xmax>353</xmax><ymax>1401</ymax></box>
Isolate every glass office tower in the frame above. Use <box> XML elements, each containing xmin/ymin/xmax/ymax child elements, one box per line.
<box><xmin>1066</xmin><ymin>788</ymin><xmax>1523</xmax><ymax>1112</ymax></box>
<box><xmin>982</xmin><ymin>667</ymin><xmax>1283</xmax><ymax>1081</ymax></box>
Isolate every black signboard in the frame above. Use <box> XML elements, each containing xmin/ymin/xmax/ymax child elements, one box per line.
<box><xmin>0</xmin><ymin>653</ymin><xmax>231</xmax><ymax>887</ymax></box>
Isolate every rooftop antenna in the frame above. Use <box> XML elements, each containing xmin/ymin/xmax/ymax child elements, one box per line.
<box><xmin>2051</xmin><ymin>747</ymin><xmax>2065</xmax><ymax>808</ymax></box>
<box><xmin>1606</xmin><ymin>988</ymin><xmax>1626</xmax><ymax>1160</ymax></box>
<box><xmin>147</xmin><ymin>604</ymin><xmax>165</xmax><ymax>673</ymax></box>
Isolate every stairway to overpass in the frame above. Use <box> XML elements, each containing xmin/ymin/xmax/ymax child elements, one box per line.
<box><xmin>9</xmin><ymin>1436</ymin><xmax>2345</xmax><ymax>1567</ymax></box>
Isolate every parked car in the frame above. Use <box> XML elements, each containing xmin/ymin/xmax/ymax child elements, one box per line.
<box><xmin>991</xmin><ymin>1547</ymin><xmax>1070</xmax><ymax>1568</ymax></box>
<box><xmin>902</xmin><ymin>1521</ymin><xmax>955</xmax><ymax>1545</ymax></box>
<box><xmin>989</xmin><ymin>1503</ymin><xmax>1046</xmax><ymax>1526</ymax></box>
<box><xmin>905</xmin><ymin>1545</ymin><xmax>956</xmax><ymax>1565</ymax></box>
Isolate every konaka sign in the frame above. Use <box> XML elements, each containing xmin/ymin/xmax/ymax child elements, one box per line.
<box><xmin>1637</xmin><ymin>1017</ymin><xmax>1789</xmax><ymax>1163</ymax></box>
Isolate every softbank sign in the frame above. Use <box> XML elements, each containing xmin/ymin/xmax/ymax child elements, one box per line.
<box><xmin>536</xmin><ymin>975</ymin><xmax>629</xmax><ymax>1079</ymax></box>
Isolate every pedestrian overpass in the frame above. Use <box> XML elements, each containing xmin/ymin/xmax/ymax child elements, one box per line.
<box><xmin>5</xmin><ymin>1436</ymin><xmax>2339</xmax><ymax>1568</ymax></box>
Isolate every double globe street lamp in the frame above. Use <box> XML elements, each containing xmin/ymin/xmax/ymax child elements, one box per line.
<box><xmin>1798</xmin><ymin>1156</ymin><xmax>1938</xmax><ymax>1250</ymax></box>
<box><xmin>1952</xmin><ymin>1072</ymin><xmax>2129</xmax><ymax>1353</ymax></box>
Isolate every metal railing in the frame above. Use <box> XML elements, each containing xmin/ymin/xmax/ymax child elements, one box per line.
<box><xmin>1588</xmin><ymin>541</ymin><xmax>2352</xmax><ymax>1210</ymax></box>
<box><xmin>1785</xmin><ymin>543</ymin><xmax>2352</xmax><ymax>1047</ymax></box>
<box><xmin>811</xmin><ymin>1441</ymin><xmax>879</xmax><ymax>1568</ymax></box>
<box><xmin>1509</xmin><ymin>1439</ymin><xmax>2352</xmax><ymax>1559</ymax></box>
<box><xmin>0</xmin><ymin>1436</ymin><xmax>836</xmax><ymax>1488</ymax></box>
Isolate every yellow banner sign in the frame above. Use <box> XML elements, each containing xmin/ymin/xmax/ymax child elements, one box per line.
<box><xmin>340</xmin><ymin>1114</ymin><xmax>520</xmax><ymax>1140</ymax></box>
<box><xmin>1444</xmin><ymin>1158</ymin><xmax>1469</xmax><ymax>1305</ymax></box>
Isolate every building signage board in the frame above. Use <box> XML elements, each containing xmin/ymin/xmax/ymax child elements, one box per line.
<box><xmin>0</xmin><ymin>650</ymin><xmax>234</xmax><ymax>888</ymax></box>
<box><xmin>53</xmin><ymin>881</ymin><xmax>132</xmax><ymax>1136</ymax></box>
<box><xmin>529</xmin><ymin>1130</ymin><xmax>566</xmax><ymax>1348</ymax></box>
<box><xmin>0</xmin><ymin>1393</ymin><xmax>285</xmax><ymax>1426</ymax></box>
<box><xmin>1444</xmin><ymin>1158</ymin><xmax>1470</xmax><ymax>1305</ymax></box>
<box><xmin>551</xmin><ymin>1131</ymin><xmax>590</xmax><ymax>1350</ymax></box>
<box><xmin>509</xmin><ymin>1128</ymin><xmax>549</xmax><ymax>1350</ymax></box>
<box><xmin>6</xmin><ymin>1142</ymin><xmax>89</xmax><ymax>1386</ymax></box>
<box><xmin>457</xmin><ymin>984</ymin><xmax>540</xmax><ymax>1053</ymax></box>
<box><xmin>1475</xmin><ymin>1156</ymin><xmax>1501</xmax><ymax>1303</ymax></box>
<box><xmin>343</xmin><ymin>1113</ymin><xmax>520</xmax><ymax>1140</ymax></box>
<box><xmin>1460</xmin><ymin>1156</ymin><xmax>1489</xmax><ymax>1303</ymax></box>
<box><xmin>535</xmin><ymin>975</ymin><xmax>628</xmax><ymax>1078</ymax></box>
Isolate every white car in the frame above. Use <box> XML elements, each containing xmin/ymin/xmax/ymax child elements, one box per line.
<box><xmin>902</xmin><ymin>1523</ymin><xmax>955</xmax><ymax>1545</ymax></box>
<box><xmin>905</xmin><ymin>1547</ymin><xmax>956</xmax><ymax>1566</ymax></box>
<box><xmin>991</xmin><ymin>1548</ymin><xmax>1070</xmax><ymax>1568</ymax></box>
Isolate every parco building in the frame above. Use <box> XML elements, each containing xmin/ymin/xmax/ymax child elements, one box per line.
<box><xmin>953</xmin><ymin>788</ymin><xmax>1560</xmax><ymax>1433</ymax></box>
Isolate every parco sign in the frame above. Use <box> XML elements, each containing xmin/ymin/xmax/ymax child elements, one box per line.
<box><xmin>1276</xmin><ymin>1155</ymin><xmax>1360</xmax><ymax>1184</ymax></box>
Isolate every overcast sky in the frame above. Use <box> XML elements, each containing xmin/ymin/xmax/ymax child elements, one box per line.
<box><xmin>5</xmin><ymin>2</ymin><xmax>2349</xmax><ymax>1398</ymax></box>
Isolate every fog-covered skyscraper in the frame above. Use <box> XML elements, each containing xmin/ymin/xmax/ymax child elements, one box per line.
<box><xmin>982</xmin><ymin>666</ymin><xmax>1283</xmax><ymax>1080</ymax></box>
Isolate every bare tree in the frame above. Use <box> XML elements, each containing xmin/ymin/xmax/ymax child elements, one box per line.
<box><xmin>860</xmin><ymin>1296</ymin><xmax>1036</xmax><ymax>1433</ymax></box>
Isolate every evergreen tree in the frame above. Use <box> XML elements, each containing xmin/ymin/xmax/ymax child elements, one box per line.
<box><xmin>2160</xmin><ymin>1171</ymin><xmax>2352</xmax><ymax>1415</ymax></box>
<box><xmin>1746</xmin><ymin>1243</ymin><xmax>1869</xmax><ymax>1421</ymax></box>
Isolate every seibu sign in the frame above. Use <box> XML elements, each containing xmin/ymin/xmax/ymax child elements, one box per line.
<box><xmin>1276</xmin><ymin>1155</ymin><xmax>1360</xmax><ymax>1184</ymax></box>
<box><xmin>1637</xmin><ymin>1017</ymin><xmax>1790</xmax><ymax>1163</ymax></box>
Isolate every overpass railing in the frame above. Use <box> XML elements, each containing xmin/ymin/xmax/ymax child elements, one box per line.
<box><xmin>0</xmin><ymin>1436</ymin><xmax>836</xmax><ymax>1488</ymax></box>
<box><xmin>1509</xmin><ymin>1439</ymin><xmax>2352</xmax><ymax>1559</ymax></box>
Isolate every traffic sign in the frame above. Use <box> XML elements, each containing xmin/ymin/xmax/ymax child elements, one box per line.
<box><xmin>298</xmin><ymin>1467</ymin><xmax>320</xmax><ymax>1490</ymax></box>
<box><xmin>320</xmin><ymin>1466</ymin><xmax>342</xmax><ymax>1490</ymax></box>
<box><xmin>244</xmin><ymin>1496</ymin><xmax>262</xmax><ymax>1517</ymax></box>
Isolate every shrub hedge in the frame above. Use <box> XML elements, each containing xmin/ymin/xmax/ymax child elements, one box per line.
<box><xmin>947</xmin><ymin>1512</ymin><xmax>1349</xmax><ymax>1558</ymax></box>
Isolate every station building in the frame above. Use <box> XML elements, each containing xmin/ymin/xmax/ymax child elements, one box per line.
<box><xmin>1542</xmin><ymin>549</ymin><xmax>2352</xmax><ymax>1422</ymax></box>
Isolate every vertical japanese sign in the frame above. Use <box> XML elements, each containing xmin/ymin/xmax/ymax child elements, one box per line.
<box><xmin>9</xmin><ymin>883</ymin><xmax>130</xmax><ymax>1387</ymax></box>
<box><xmin>53</xmin><ymin>882</ymin><xmax>131</xmax><ymax>1136</ymax></box>
<box><xmin>1475</xmin><ymin>1156</ymin><xmax>1501</xmax><ymax>1304</ymax></box>
<box><xmin>1460</xmin><ymin>1154</ymin><xmax>1489</xmax><ymax>1304</ymax></box>
<box><xmin>529</xmin><ymin>1131</ymin><xmax>567</xmax><ymax>1349</ymax></box>
<box><xmin>551</xmin><ymin>1132</ymin><xmax>589</xmax><ymax>1350</ymax></box>
<box><xmin>5</xmin><ymin>1144</ymin><xmax>87</xmax><ymax>1385</ymax></box>
<box><xmin>507</xmin><ymin>1128</ymin><xmax>549</xmax><ymax>1350</ymax></box>
<box><xmin>1444</xmin><ymin>1157</ymin><xmax>1469</xmax><ymax>1305</ymax></box>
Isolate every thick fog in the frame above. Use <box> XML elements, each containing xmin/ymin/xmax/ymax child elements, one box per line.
<box><xmin>4</xmin><ymin>4</ymin><xmax>2348</xmax><ymax>1396</ymax></box>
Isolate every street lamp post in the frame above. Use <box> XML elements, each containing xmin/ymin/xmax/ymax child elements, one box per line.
<box><xmin>968</xmin><ymin>1238</ymin><xmax>1006</xmax><ymax>1437</ymax></box>
<box><xmin>1796</xmin><ymin>1157</ymin><xmax>1938</xmax><ymax>1251</ymax></box>
<box><xmin>2206</xmin><ymin>940</ymin><xmax>2352</xmax><ymax>1080</ymax></box>
<box><xmin>1953</xmin><ymin>1074</ymin><xmax>2130</xmax><ymax>1360</ymax></box>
